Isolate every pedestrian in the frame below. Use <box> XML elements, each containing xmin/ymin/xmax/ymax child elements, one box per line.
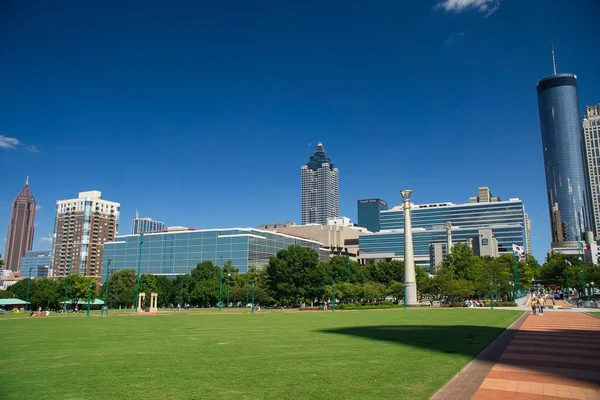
<box><xmin>538</xmin><ymin>296</ymin><xmax>545</xmax><ymax>315</ymax></box>
<box><xmin>530</xmin><ymin>296</ymin><xmax>537</xmax><ymax>315</ymax></box>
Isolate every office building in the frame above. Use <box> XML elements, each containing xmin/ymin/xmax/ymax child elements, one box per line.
<box><xmin>131</xmin><ymin>211</ymin><xmax>164</xmax><ymax>234</ymax></box>
<box><xmin>301</xmin><ymin>142</ymin><xmax>339</xmax><ymax>225</ymax></box>
<box><xmin>524</xmin><ymin>213</ymin><xmax>532</xmax><ymax>255</ymax></box>
<box><xmin>19</xmin><ymin>250</ymin><xmax>52</xmax><ymax>278</ymax></box>
<box><xmin>357</xmin><ymin>198</ymin><xmax>388</xmax><ymax>232</ymax></box>
<box><xmin>103</xmin><ymin>228</ymin><xmax>329</xmax><ymax>275</ymax></box>
<box><xmin>260</xmin><ymin>217</ymin><xmax>367</xmax><ymax>257</ymax></box>
<box><xmin>359</xmin><ymin>190</ymin><xmax>528</xmax><ymax>272</ymax></box>
<box><xmin>52</xmin><ymin>191</ymin><xmax>120</xmax><ymax>278</ymax></box>
<box><xmin>537</xmin><ymin>73</ymin><xmax>594</xmax><ymax>246</ymax></box>
<box><xmin>4</xmin><ymin>177</ymin><xmax>36</xmax><ymax>274</ymax></box>
<box><xmin>583</xmin><ymin>105</ymin><xmax>600</xmax><ymax>239</ymax></box>
<box><xmin>469</xmin><ymin>187</ymin><xmax>501</xmax><ymax>203</ymax></box>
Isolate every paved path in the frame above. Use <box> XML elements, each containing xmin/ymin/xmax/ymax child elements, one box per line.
<box><xmin>471</xmin><ymin>312</ymin><xmax>600</xmax><ymax>400</ymax></box>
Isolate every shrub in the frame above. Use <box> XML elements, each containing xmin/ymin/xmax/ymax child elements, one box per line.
<box><xmin>481</xmin><ymin>301</ymin><xmax>517</xmax><ymax>307</ymax></box>
<box><xmin>336</xmin><ymin>302</ymin><xmax>403</xmax><ymax>310</ymax></box>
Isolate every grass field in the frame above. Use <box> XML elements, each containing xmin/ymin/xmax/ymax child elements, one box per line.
<box><xmin>0</xmin><ymin>309</ymin><xmax>522</xmax><ymax>400</ymax></box>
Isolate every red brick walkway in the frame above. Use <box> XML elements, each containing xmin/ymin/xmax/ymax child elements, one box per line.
<box><xmin>472</xmin><ymin>313</ymin><xmax>600</xmax><ymax>400</ymax></box>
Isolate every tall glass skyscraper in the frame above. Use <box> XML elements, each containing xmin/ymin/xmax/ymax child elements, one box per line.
<box><xmin>4</xmin><ymin>177</ymin><xmax>36</xmax><ymax>274</ymax></box>
<box><xmin>357</xmin><ymin>198</ymin><xmax>388</xmax><ymax>232</ymax></box>
<box><xmin>537</xmin><ymin>73</ymin><xmax>594</xmax><ymax>245</ymax></box>
<box><xmin>301</xmin><ymin>143</ymin><xmax>339</xmax><ymax>224</ymax></box>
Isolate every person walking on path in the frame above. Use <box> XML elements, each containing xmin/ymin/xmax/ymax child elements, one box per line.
<box><xmin>538</xmin><ymin>296</ymin><xmax>545</xmax><ymax>315</ymax></box>
<box><xmin>530</xmin><ymin>296</ymin><xmax>537</xmax><ymax>315</ymax></box>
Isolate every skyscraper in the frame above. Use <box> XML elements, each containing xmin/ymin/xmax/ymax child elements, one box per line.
<box><xmin>537</xmin><ymin>73</ymin><xmax>594</xmax><ymax>246</ymax></box>
<box><xmin>301</xmin><ymin>142</ymin><xmax>339</xmax><ymax>224</ymax></box>
<box><xmin>51</xmin><ymin>191</ymin><xmax>120</xmax><ymax>278</ymax></box>
<box><xmin>131</xmin><ymin>211</ymin><xmax>164</xmax><ymax>234</ymax></box>
<box><xmin>357</xmin><ymin>198</ymin><xmax>388</xmax><ymax>232</ymax></box>
<box><xmin>583</xmin><ymin>105</ymin><xmax>600</xmax><ymax>238</ymax></box>
<box><xmin>4</xmin><ymin>177</ymin><xmax>36</xmax><ymax>274</ymax></box>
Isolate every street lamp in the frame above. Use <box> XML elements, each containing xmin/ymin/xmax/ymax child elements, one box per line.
<box><xmin>63</xmin><ymin>249</ymin><xmax>71</xmax><ymax>313</ymax></box>
<box><xmin>134</xmin><ymin>233</ymin><xmax>144</xmax><ymax>312</ymax></box>
<box><xmin>489</xmin><ymin>280</ymin><xmax>494</xmax><ymax>310</ymax></box>
<box><xmin>227</xmin><ymin>273</ymin><xmax>231</xmax><ymax>310</ymax></box>
<box><xmin>332</xmin><ymin>281</ymin><xmax>336</xmax><ymax>312</ymax></box>
<box><xmin>218</xmin><ymin>257</ymin><xmax>223</xmax><ymax>311</ymax></box>
<box><xmin>25</xmin><ymin>267</ymin><xmax>33</xmax><ymax>312</ymax></box>
<box><xmin>102</xmin><ymin>259</ymin><xmax>111</xmax><ymax>317</ymax></box>
<box><xmin>179</xmin><ymin>276</ymin><xmax>184</xmax><ymax>311</ymax></box>
<box><xmin>345</xmin><ymin>249</ymin><xmax>350</xmax><ymax>284</ymax></box>
<box><xmin>508</xmin><ymin>282</ymin><xmax>514</xmax><ymax>301</ymax></box>
<box><xmin>251</xmin><ymin>281</ymin><xmax>255</xmax><ymax>314</ymax></box>
<box><xmin>86</xmin><ymin>283</ymin><xmax>94</xmax><ymax>317</ymax></box>
<box><xmin>586</xmin><ymin>284</ymin><xmax>590</xmax><ymax>304</ymax></box>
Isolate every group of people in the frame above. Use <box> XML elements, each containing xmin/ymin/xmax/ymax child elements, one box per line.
<box><xmin>463</xmin><ymin>299</ymin><xmax>485</xmax><ymax>307</ymax></box>
<box><xmin>529</xmin><ymin>295</ymin><xmax>546</xmax><ymax>315</ymax></box>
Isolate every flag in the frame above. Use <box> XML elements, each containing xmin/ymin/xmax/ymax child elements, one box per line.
<box><xmin>512</xmin><ymin>244</ymin><xmax>525</xmax><ymax>255</ymax></box>
<box><xmin>565</xmin><ymin>259</ymin><xmax>572</xmax><ymax>266</ymax></box>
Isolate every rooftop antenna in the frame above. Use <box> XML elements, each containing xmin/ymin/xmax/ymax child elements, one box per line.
<box><xmin>551</xmin><ymin>40</ymin><xmax>557</xmax><ymax>75</ymax></box>
<box><xmin>136</xmin><ymin>209</ymin><xmax>139</xmax><ymax>219</ymax></box>
<box><xmin>25</xmin><ymin>176</ymin><xmax>29</xmax><ymax>185</ymax></box>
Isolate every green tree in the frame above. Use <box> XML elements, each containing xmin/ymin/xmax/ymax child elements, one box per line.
<box><xmin>67</xmin><ymin>275</ymin><xmax>98</xmax><ymax>306</ymax></box>
<box><xmin>155</xmin><ymin>275</ymin><xmax>176</xmax><ymax>307</ymax></box>
<box><xmin>30</xmin><ymin>279</ymin><xmax>61</xmax><ymax>309</ymax></box>
<box><xmin>266</xmin><ymin>245</ymin><xmax>322</xmax><ymax>305</ymax></box>
<box><xmin>386</xmin><ymin>280</ymin><xmax>404</xmax><ymax>301</ymax></box>
<box><xmin>442</xmin><ymin>243</ymin><xmax>482</xmax><ymax>282</ymax></box>
<box><xmin>0</xmin><ymin>290</ymin><xmax>14</xmax><ymax>299</ymax></box>
<box><xmin>7</xmin><ymin>279</ymin><xmax>30</xmax><ymax>300</ymax></box>
<box><xmin>107</xmin><ymin>270</ymin><xmax>137</xmax><ymax>308</ymax></box>
<box><xmin>360</xmin><ymin>282</ymin><xmax>386</xmax><ymax>302</ymax></box>
<box><xmin>362</xmin><ymin>260</ymin><xmax>403</xmax><ymax>286</ymax></box>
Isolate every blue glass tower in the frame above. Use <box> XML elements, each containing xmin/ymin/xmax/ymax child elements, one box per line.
<box><xmin>537</xmin><ymin>73</ymin><xmax>594</xmax><ymax>244</ymax></box>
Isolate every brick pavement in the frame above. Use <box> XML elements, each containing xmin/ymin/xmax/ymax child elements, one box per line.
<box><xmin>471</xmin><ymin>312</ymin><xmax>600</xmax><ymax>400</ymax></box>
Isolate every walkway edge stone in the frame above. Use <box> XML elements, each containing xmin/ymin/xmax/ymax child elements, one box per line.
<box><xmin>429</xmin><ymin>311</ymin><xmax>528</xmax><ymax>400</ymax></box>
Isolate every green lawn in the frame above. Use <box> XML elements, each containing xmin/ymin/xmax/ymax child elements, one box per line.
<box><xmin>0</xmin><ymin>309</ymin><xmax>522</xmax><ymax>400</ymax></box>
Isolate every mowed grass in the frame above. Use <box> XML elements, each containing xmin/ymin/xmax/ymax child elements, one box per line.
<box><xmin>0</xmin><ymin>309</ymin><xmax>522</xmax><ymax>400</ymax></box>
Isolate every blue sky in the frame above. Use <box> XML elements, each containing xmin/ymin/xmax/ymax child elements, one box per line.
<box><xmin>1</xmin><ymin>0</ymin><xmax>599</xmax><ymax>262</ymax></box>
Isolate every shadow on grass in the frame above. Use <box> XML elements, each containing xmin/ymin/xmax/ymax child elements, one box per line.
<box><xmin>318</xmin><ymin>325</ymin><xmax>600</xmax><ymax>386</ymax></box>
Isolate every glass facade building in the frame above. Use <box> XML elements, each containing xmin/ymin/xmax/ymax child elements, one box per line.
<box><xmin>103</xmin><ymin>228</ymin><xmax>329</xmax><ymax>275</ymax></box>
<box><xmin>19</xmin><ymin>250</ymin><xmax>52</xmax><ymax>278</ymax></box>
<box><xmin>537</xmin><ymin>73</ymin><xmax>594</xmax><ymax>244</ymax></box>
<box><xmin>357</xmin><ymin>198</ymin><xmax>388</xmax><ymax>232</ymax></box>
<box><xmin>359</xmin><ymin>200</ymin><xmax>527</xmax><ymax>271</ymax></box>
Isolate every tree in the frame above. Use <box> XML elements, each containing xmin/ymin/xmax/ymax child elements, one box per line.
<box><xmin>0</xmin><ymin>290</ymin><xmax>14</xmax><ymax>299</ymax></box>
<box><xmin>386</xmin><ymin>280</ymin><xmax>404</xmax><ymax>301</ymax></box>
<box><xmin>30</xmin><ymin>279</ymin><xmax>61</xmax><ymax>309</ymax></box>
<box><xmin>155</xmin><ymin>275</ymin><xmax>175</xmax><ymax>307</ymax></box>
<box><xmin>266</xmin><ymin>245</ymin><xmax>322</xmax><ymax>305</ymax></box>
<box><xmin>442</xmin><ymin>243</ymin><xmax>482</xmax><ymax>282</ymax></box>
<box><xmin>7</xmin><ymin>279</ymin><xmax>29</xmax><ymax>300</ymax></box>
<box><xmin>67</xmin><ymin>275</ymin><xmax>98</xmax><ymax>306</ymax></box>
<box><xmin>360</xmin><ymin>282</ymin><xmax>386</xmax><ymax>302</ymax></box>
<box><xmin>362</xmin><ymin>261</ymin><xmax>403</xmax><ymax>286</ymax></box>
<box><xmin>107</xmin><ymin>270</ymin><xmax>137</xmax><ymax>308</ymax></box>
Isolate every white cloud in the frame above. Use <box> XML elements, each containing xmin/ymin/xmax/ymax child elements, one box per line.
<box><xmin>40</xmin><ymin>234</ymin><xmax>53</xmax><ymax>244</ymax></box>
<box><xmin>444</xmin><ymin>32</ymin><xmax>465</xmax><ymax>44</ymax></box>
<box><xmin>36</xmin><ymin>204</ymin><xmax>42</xmax><ymax>211</ymax></box>
<box><xmin>437</xmin><ymin>0</ymin><xmax>501</xmax><ymax>17</ymax></box>
<box><xmin>0</xmin><ymin>135</ymin><xmax>21</xmax><ymax>149</ymax></box>
<box><xmin>26</xmin><ymin>145</ymin><xmax>41</xmax><ymax>153</ymax></box>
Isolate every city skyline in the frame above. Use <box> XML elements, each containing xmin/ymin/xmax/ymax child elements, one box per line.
<box><xmin>1</xmin><ymin>1</ymin><xmax>600</xmax><ymax>263</ymax></box>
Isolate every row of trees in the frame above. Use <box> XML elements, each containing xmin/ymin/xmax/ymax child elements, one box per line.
<box><xmin>2</xmin><ymin>243</ymin><xmax>597</xmax><ymax>310</ymax></box>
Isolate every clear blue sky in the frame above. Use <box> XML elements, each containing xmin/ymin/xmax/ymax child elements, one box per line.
<box><xmin>1</xmin><ymin>0</ymin><xmax>599</xmax><ymax>262</ymax></box>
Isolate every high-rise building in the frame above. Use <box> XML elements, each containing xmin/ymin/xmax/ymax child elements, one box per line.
<box><xmin>583</xmin><ymin>105</ymin><xmax>600</xmax><ymax>239</ymax></box>
<box><xmin>131</xmin><ymin>211</ymin><xmax>164</xmax><ymax>234</ymax></box>
<box><xmin>358</xmin><ymin>189</ymin><xmax>528</xmax><ymax>271</ymax></box>
<box><xmin>301</xmin><ymin>142</ymin><xmax>339</xmax><ymax>225</ymax></box>
<box><xmin>19</xmin><ymin>250</ymin><xmax>52</xmax><ymax>279</ymax></box>
<box><xmin>357</xmin><ymin>198</ymin><xmax>388</xmax><ymax>232</ymax></box>
<box><xmin>537</xmin><ymin>73</ymin><xmax>594</xmax><ymax>246</ymax></box>
<box><xmin>469</xmin><ymin>187</ymin><xmax>501</xmax><ymax>203</ymax></box>
<box><xmin>524</xmin><ymin>213</ymin><xmax>532</xmax><ymax>255</ymax></box>
<box><xmin>4</xmin><ymin>178</ymin><xmax>36</xmax><ymax>274</ymax></box>
<box><xmin>51</xmin><ymin>191</ymin><xmax>120</xmax><ymax>278</ymax></box>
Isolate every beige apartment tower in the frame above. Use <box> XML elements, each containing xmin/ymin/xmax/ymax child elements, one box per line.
<box><xmin>583</xmin><ymin>105</ymin><xmax>600</xmax><ymax>238</ymax></box>
<box><xmin>52</xmin><ymin>191</ymin><xmax>120</xmax><ymax>278</ymax></box>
